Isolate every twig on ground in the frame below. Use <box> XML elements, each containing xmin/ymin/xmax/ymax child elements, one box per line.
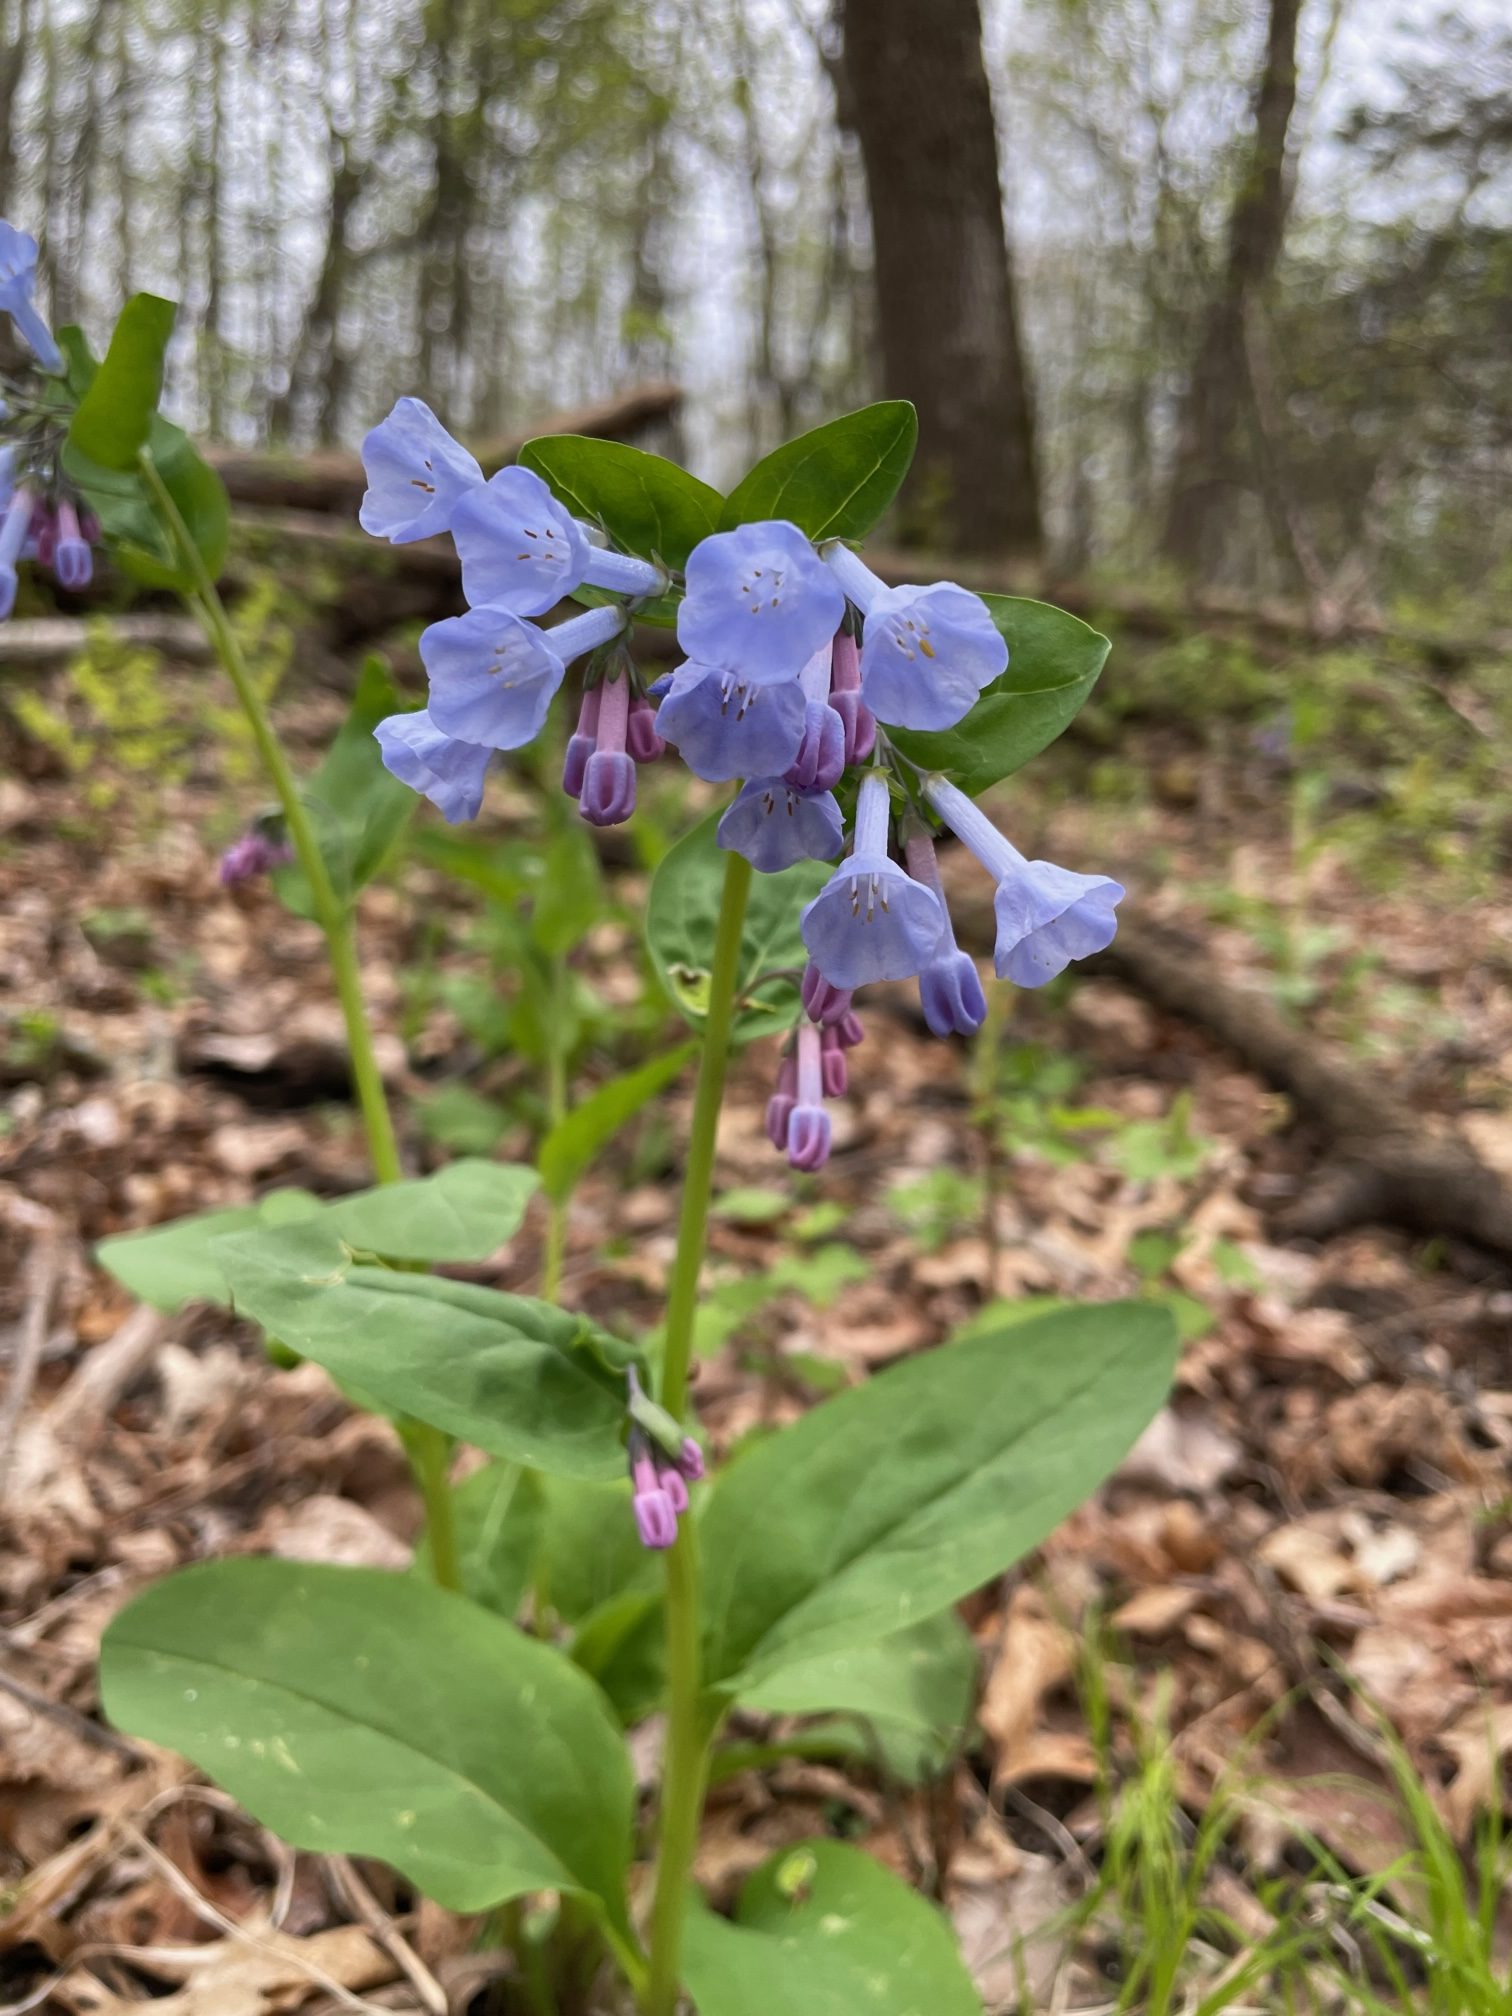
<box><xmin>0</xmin><ymin>1213</ymin><xmax>60</xmax><ymax>1499</ymax></box>
<box><xmin>0</xmin><ymin>1662</ymin><xmax>143</xmax><ymax>1757</ymax></box>
<box><xmin>326</xmin><ymin>1857</ymin><xmax>448</xmax><ymax>2016</ymax></box>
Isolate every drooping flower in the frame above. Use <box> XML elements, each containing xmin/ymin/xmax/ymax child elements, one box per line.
<box><xmin>677</xmin><ymin>520</ymin><xmax>845</xmax><ymax>687</ymax></box>
<box><xmin>423</xmin><ymin>603</ymin><xmax>625</xmax><ymax>751</ymax></box>
<box><xmin>626</xmin><ymin>694</ymin><xmax>665</xmax><ymax>763</ymax></box>
<box><xmin>822</xmin><ymin>543</ymin><xmax>1006</xmax><ymax>731</ymax></box>
<box><xmin>219</xmin><ymin>826</ymin><xmax>294</xmax><ymax>886</ymax></box>
<box><xmin>904</xmin><ymin>829</ymin><xmax>988</xmax><ymax>1037</ymax></box>
<box><xmin>924</xmin><ymin>775</ymin><xmax>1124</xmax><ymax>986</ymax></box>
<box><xmin>717</xmin><ymin>778</ymin><xmax>843</xmax><ymax>873</ymax></box>
<box><xmin>800</xmin><ymin>961</ymin><xmax>852</xmax><ymax>1027</ymax></box>
<box><xmin>786</xmin><ymin>1019</ymin><xmax>831</xmax><ymax>1171</ymax></box>
<box><xmin>833</xmin><ymin>1007</ymin><xmax>865</xmax><ymax>1050</ymax></box>
<box><xmin>654</xmin><ymin>660</ymin><xmax>806</xmax><ymax>782</ymax></box>
<box><xmin>783</xmin><ymin>643</ymin><xmax>846</xmax><ymax>794</ymax></box>
<box><xmin>578</xmin><ymin>672</ymin><xmax>637</xmax><ymax>827</ymax></box>
<box><xmin>359</xmin><ymin>398</ymin><xmax>484</xmax><ymax>544</ymax></box>
<box><xmin>0</xmin><ymin>484</ymin><xmax>33</xmax><ymax>620</ymax></box>
<box><xmin>820</xmin><ymin>1023</ymin><xmax>849</xmax><ymax>1098</ymax></box>
<box><xmin>375</xmin><ymin>708</ymin><xmax>494</xmax><ymax>823</ymax></box>
<box><xmin>765</xmin><ymin>1050</ymin><xmax>798</xmax><ymax>1150</ymax></box>
<box><xmin>562</xmin><ymin>685</ymin><xmax>600</xmax><ymax>799</ymax></box>
<box><xmin>677</xmin><ymin>1436</ymin><xmax>706</xmax><ymax>1482</ymax></box>
<box><xmin>0</xmin><ymin>223</ymin><xmax>61</xmax><ymax>372</ymax></box>
<box><xmin>452</xmin><ymin>466</ymin><xmax>666</xmax><ymax>618</ymax></box>
<box><xmin>628</xmin><ymin>1428</ymin><xmax>677</xmax><ymax>1550</ymax></box>
<box><xmin>828</xmin><ymin>625</ymin><xmax>876</xmax><ymax>765</ymax></box>
<box><xmin>624</xmin><ymin>1368</ymin><xmax>703</xmax><ymax>1546</ymax></box>
<box><xmin>800</xmin><ymin>769</ymin><xmax>946</xmax><ymax>989</ymax></box>
<box><xmin>51</xmin><ymin>500</ymin><xmax>91</xmax><ymax>590</ymax></box>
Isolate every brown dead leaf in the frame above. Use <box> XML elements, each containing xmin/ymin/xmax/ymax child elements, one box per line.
<box><xmin>979</xmin><ymin>1590</ymin><xmax>1078</xmax><ymax>1787</ymax></box>
<box><xmin>258</xmin><ymin>1495</ymin><xmax>410</xmax><ymax>1570</ymax></box>
<box><xmin>55</xmin><ymin>1922</ymin><xmax>395</xmax><ymax>2016</ymax></box>
<box><xmin>1119</xmin><ymin>1405</ymin><xmax>1242</xmax><ymax>1494</ymax></box>
<box><xmin>1438</xmin><ymin>1701</ymin><xmax>1512</xmax><ymax>1836</ymax></box>
<box><xmin>951</xmin><ymin>1848</ymin><xmax>1072</xmax><ymax>2009</ymax></box>
<box><xmin>1113</xmin><ymin>1583</ymin><xmax>1203</xmax><ymax>1636</ymax></box>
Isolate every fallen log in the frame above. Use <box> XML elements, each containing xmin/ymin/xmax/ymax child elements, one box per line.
<box><xmin>1077</xmin><ymin>914</ymin><xmax>1512</xmax><ymax>1258</ymax></box>
<box><xmin>862</xmin><ymin>549</ymin><xmax>1512</xmax><ymax>670</ymax></box>
<box><xmin>0</xmin><ymin>614</ymin><xmax>213</xmax><ymax>668</ymax></box>
<box><xmin>208</xmin><ymin>380</ymin><xmax>683</xmax><ymax>515</ymax></box>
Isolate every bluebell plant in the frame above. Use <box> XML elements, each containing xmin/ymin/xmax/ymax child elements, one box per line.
<box><xmin>360</xmin><ymin>395</ymin><xmax>1124</xmax><ymax>1188</ymax></box>
<box><xmin>0</xmin><ymin>224</ymin><xmax>99</xmax><ymax>615</ymax></box>
<box><xmin>29</xmin><ymin>215</ymin><xmax>1176</xmax><ymax>2016</ymax></box>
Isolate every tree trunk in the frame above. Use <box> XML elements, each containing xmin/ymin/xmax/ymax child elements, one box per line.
<box><xmin>838</xmin><ymin>0</ymin><xmax>1041</xmax><ymax>560</ymax></box>
<box><xmin>1162</xmin><ymin>0</ymin><xmax>1303</xmax><ymax>572</ymax></box>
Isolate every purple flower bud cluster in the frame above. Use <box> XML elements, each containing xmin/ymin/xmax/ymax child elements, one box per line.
<box><xmin>219</xmin><ymin>826</ymin><xmax>295</xmax><ymax>886</ymax></box>
<box><xmin>765</xmin><ymin>1005</ymin><xmax>864</xmax><ymax>1173</ymax></box>
<box><xmin>625</xmin><ymin>1368</ymin><xmax>705</xmax><ymax>1551</ymax></box>
<box><xmin>0</xmin><ymin>226</ymin><xmax>100</xmax><ymax>621</ymax></box>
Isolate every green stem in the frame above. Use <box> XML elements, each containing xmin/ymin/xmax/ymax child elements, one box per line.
<box><xmin>541</xmin><ymin>960</ymin><xmax>570</xmax><ymax>1304</ymax></box>
<box><xmin>140</xmin><ymin>449</ymin><xmax>460</xmax><ymax>1589</ymax></box>
<box><xmin>658</xmin><ymin>851</ymin><xmax>751</xmax><ymax>1420</ymax></box>
<box><xmin>643</xmin><ymin>850</ymin><xmax>751</xmax><ymax>2016</ymax></box>
<box><xmin>139</xmin><ymin>449</ymin><xmax>403</xmax><ymax>1182</ymax></box>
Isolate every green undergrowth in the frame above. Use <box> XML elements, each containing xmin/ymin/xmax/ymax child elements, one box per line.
<box><xmin>1014</xmin><ymin>1637</ymin><xmax>1512</xmax><ymax>2015</ymax></box>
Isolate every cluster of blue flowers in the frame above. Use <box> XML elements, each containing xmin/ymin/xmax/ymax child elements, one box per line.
<box><xmin>360</xmin><ymin>398</ymin><xmax>1124</xmax><ymax>1175</ymax></box>
<box><xmin>0</xmin><ymin>222</ymin><xmax>97</xmax><ymax>617</ymax></box>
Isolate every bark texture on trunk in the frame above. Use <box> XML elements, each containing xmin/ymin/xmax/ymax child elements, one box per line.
<box><xmin>1162</xmin><ymin>0</ymin><xmax>1303</xmax><ymax>572</ymax></box>
<box><xmin>839</xmin><ymin>0</ymin><xmax>1042</xmax><ymax>559</ymax></box>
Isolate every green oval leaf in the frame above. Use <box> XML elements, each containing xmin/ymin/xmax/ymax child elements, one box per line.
<box><xmin>62</xmin><ymin>416</ymin><xmax>229</xmax><ymax>592</ymax></box>
<box><xmin>888</xmin><ymin>595</ymin><xmax>1110</xmax><ymax>795</ymax></box>
<box><xmin>95</xmin><ymin>1162</ymin><xmax>539</xmax><ymax>1315</ymax></box>
<box><xmin>95</xmin><ymin>1188</ymin><xmax>320</xmax><ymax>1313</ymax></box>
<box><xmin>213</xmin><ymin>1219</ymin><xmax>631</xmax><ymax>1477</ymax></box>
<box><xmin>67</xmin><ymin>293</ymin><xmax>175</xmax><ymax>471</ymax></box>
<box><xmin>720</xmin><ymin>403</ymin><xmax>918</xmax><ymax>542</ymax></box>
<box><xmin>646</xmin><ymin>810</ymin><xmax>829</xmax><ymax>1040</ymax></box>
<box><xmin>738</xmin><ymin>1612</ymin><xmax>977</xmax><ymax>1785</ymax></box>
<box><xmin>519</xmin><ymin>435</ymin><xmax>721</xmax><ymax>570</ymax></box>
<box><xmin>699</xmin><ymin>1301</ymin><xmax>1178</xmax><ymax>1693</ymax></box>
<box><xmin>683</xmin><ymin>1839</ymin><xmax>978</xmax><ymax>2016</ymax></box>
<box><xmin>100</xmin><ymin>1560</ymin><xmax>635</xmax><ymax>1925</ymax></box>
<box><xmin>319</xmin><ymin>1159</ymin><xmax>539</xmax><ymax>1262</ymax></box>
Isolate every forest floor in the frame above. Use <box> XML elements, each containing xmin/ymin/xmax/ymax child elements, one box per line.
<box><xmin>1</xmin><ymin>619</ymin><xmax>1510</xmax><ymax>2013</ymax></box>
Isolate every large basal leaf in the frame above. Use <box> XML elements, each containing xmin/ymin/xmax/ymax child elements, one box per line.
<box><xmin>519</xmin><ymin>434</ymin><xmax>721</xmax><ymax>572</ymax></box>
<box><xmin>66</xmin><ymin>292</ymin><xmax>175</xmax><ymax>471</ymax></box>
<box><xmin>738</xmin><ymin>1611</ymin><xmax>977</xmax><ymax>1784</ymax></box>
<box><xmin>95</xmin><ymin>1162</ymin><xmax>538</xmax><ymax>1313</ymax></box>
<box><xmin>888</xmin><ymin>596</ymin><xmax>1110</xmax><ymax>796</ymax></box>
<box><xmin>318</xmin><ymin>1159</ymin><xmax>539</xmax><ymax>1261</ymax></box>
<box><xmin>100</xmin><ymin>1560</ymin><xmax>634</xmax><ymax>1928</ymax></box>
<box><xmin>646</xmin><ymin>811</ymin><xmax>828</xmax><ymax>1041</ymax></box>
<box><xmin>700</xmin><ymin>1301</ymin><xmax>1177</xmax><ymax>1693</ymax></box>
<box><xmin>720</xmin><ymin>403</ymin><xmax>918</xmax><ymax>543</ymax></box>
<box><xmin>538</xmin><ymin>1043</ymin><xmax>697</xmax><ymax>1205</ymax></box>
<box><xmin>95</xmin><ymin>1188</ymin><xmax>320</xmax><ymax>1313</ymax></box>
<box><xmin>682</xmin><ymin>1839</ymin><xmax>979</xmax><ymax>2016</ymax></box>
<box><xmin>214</xmin><ymin>1219</ymin><xmax>630</xmax><ymax>1477</ymax></box>
<box><xmin>274</xmin><ymin>658</ymin><xmax>419</xmax><ymax>916</ymax></box>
